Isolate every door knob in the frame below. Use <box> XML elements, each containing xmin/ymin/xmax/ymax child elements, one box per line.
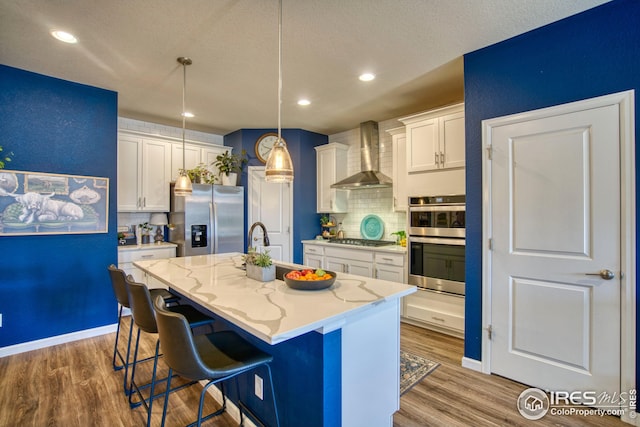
<box><xmin>585</xmin><ymin>269</ymin><xmax>615</xmax><ymax>280</ymax></box>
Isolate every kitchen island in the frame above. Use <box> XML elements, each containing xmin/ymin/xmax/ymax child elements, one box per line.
<box><xmin>134</xmin><ymin>252</ymin><xmax>415</xmax><ymax>427</ymax></box>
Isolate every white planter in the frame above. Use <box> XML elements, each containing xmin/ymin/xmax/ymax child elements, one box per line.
<box><xmin>221</xmin><ymin>172</ymin><xmax>237</xmax><ymax>186</ymax></box>
<box><xmin>246</xmin><ymin>264</ymin><xmax>275</xmax><ymax>282</ymax></box>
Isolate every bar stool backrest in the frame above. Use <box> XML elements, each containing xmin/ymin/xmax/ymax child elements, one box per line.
<box><xmin>125</xmin><ymin>275</ymin><xmax>159</xmax><ymax>334</ymax></box>
<box><xmin>108</xmin><ymin>264</ymin><xmax>130</xmax><ymax>308</ymax></box>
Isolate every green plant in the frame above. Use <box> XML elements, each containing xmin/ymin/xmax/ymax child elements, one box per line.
<box><xmin>213</xmin><ymin>149</ymin><xmax>248</xmax><ymax>176</ymax></box>
<box><xmin>138</xmin><ymin>222</ymin><xmax>153</xmax><ymax>235</ymax></box>
<box><xmin>391</xmin><ymin>230</ymin><xmax>406</xmax><ymax>239</ymax></box>
<box><xmin>0</xmin><ymin>146</ymin><xmax>13</xmax><ymax>169</ymax></box>
<box><xmin>320</xmin><ymin>214</ymin><xmax>330</xmax><ymax>226</ymax></box>
<box><xmin>181</xmin><ymin>163</ymin><xmax>216</xmax><ymax>184</ymax></box>
<box><xmin>244</xmin><ymin>247</ymin><xmax>273</xmax><ymax>268</ymax></box>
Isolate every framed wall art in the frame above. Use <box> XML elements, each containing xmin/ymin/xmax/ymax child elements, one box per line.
<box><xmin>0</xmin><ymin>170</ymin><xmax>109</xmax><ymax>236</ymax></box>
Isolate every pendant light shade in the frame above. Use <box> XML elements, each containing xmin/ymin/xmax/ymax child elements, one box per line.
<box><xmin>265</xmin><ymin>0</ymin><xmax>294</xmax><ymax>183</ymax></box>
<box><xmin>174</xmin><ymin>56</ymin><xmax>193</xmax><ymax>196</ymax></box>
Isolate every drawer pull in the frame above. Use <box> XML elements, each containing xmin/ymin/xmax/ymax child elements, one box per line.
<box><xmin>381</xmin><ymin>257</ymin><xmax>393</xmax><ymax>262</ymax></box>
<box><xmin>141</xmin><ymin>254</ymin><xmax>154</xmax><ymax>258</ymax></box>
<box><xmin>431</xmin><ymin>316</ymin><xmax>445</xmax><ymax>322</ymax></box>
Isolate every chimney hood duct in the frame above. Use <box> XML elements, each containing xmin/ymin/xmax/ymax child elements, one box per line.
<box><xmin>330</xmin><ymin>121</ymin><xmax>392</xmax><ymax>189</ymax></box>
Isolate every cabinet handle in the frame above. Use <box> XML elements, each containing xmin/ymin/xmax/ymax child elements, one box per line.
<box><xmin>381</xmin><ymin>257</ymin><xmax>393</xmax><ymax>262</ymax></box>
<box><xmin>434</xmin><ymin>152</ymin><xmax>439</xmax><ymax>166</ymax></box>
<box><xmin>432</xmin><ymin>316</ymin><xmax>445</xmax><ymax>322</ymax></box>
<box><xmin>143</xmin><ymin>197</ymin><xmax>146</xmax><ymax>207</ymax></box>
<box><xmin>440</xmin><ymin>151</ymin><xmax>445</xmax><ymax>167</ymax></box>
<box><xmin>141</xmin><ymin>254</ymin><xmax>154</xmax><ymax>258</ymax></box>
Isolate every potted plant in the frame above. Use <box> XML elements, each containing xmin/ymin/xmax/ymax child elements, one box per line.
<box><xmin>244</xmin><ymin>248</ymin><xmax>275</xmax><ymax>282</ymax></box>
<box><xmin>138</xmin><ymin>222</ymin><xmax>153</xmax><ymax>244</ymax></box>
<box><xmin>391</xmin><ymin>230</ymin><xmax>407</xmax><ymax>247</ymax></box>
<box><xmin>213</xmin><ymin>149</ymin><xmax>248</xmax><ymax>186</ymax></box>
<box><xmin>181</xmin><ymin>163</ymin><xmax>216</xmax><ymax>184</ymax></box>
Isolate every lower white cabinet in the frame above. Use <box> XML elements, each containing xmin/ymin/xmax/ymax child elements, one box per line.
<box><xmin>374</xmin><ymin>252</ymin><xmax>405</xmax><ymax>283</ymax></box>
<box><xmin>402</xmin><ymin>289</ymin><xmax>464</xmax><ymax>337</ymax></box>
<box><xmin>118</xmin><ymin>244</ymin><xmax>177</xmax><ymax>289</ymax></box>
<box><xmin>303</xmin><ymin>244</ymin><xmax>325</xmax><ymax>268</ymax></box>
<box><xmin>325</xmin><ymin>246</ymin><xmax>374</xmax><ymax>277</ymax></box>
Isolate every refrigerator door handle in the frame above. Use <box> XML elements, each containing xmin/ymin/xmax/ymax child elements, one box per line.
<box><xmin>210</xmin><ymin>202</ymin><xmax>218</xmax><ymax>254</ymax></box>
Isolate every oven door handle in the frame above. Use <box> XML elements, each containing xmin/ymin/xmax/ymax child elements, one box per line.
<box><xmin>409</xmin><ymin>236</ymin><xmax>466</xmax><ymax>246</ymax></box>
<box><xmin>409</xmin><ymin>205</ymin><xmax>465</xmax><ymax>212</ymax></box>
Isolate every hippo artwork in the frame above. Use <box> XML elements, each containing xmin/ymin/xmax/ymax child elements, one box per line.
<box><xmin>0</xmin><ymin>170</ymin><xmax>108</xmax><ymax>235</ymax></box>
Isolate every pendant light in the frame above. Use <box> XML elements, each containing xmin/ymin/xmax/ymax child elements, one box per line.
<box><xmin>174</xmin><ymin>57</ymin><xmax>194</xmax><ymax>196</ymax></box>
<box><xmin>265</xmin><ymin>0</ymin><xmax>294</xmax><ymax>182</ymax></box>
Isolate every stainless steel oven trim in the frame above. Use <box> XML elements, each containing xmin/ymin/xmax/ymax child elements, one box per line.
<box><xmin>408</xmin><ymin>227</ymin><xmax>465</xmax><ymax>238</ymax></box>
<box><xmin>409</xmin><ymin>205</ymin><xmax>465</xmax><ymax>212</ymax></box>
<box><xmin>409</xmin><ymin>236</ymin><xmax>465</xmax><ymax>245</ymax></box>
<box><xmin>408</xmin><ymin>236</ymin><xmax>466</xmax><ymax>296</ymax></box>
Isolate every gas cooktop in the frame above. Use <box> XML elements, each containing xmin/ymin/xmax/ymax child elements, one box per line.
<box><xmin>328</xmin><ymin>238</ymin><xmax>396</xmax><ymax>247</ymax></box>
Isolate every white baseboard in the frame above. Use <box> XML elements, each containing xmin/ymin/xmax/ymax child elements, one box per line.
<box><xmin>461</xmin><ymin>356</ymin><xmax>483</xmax><ymax>372</ymax></box>
<box><xmin>0</xmin><ymin>324</ymin><xmax>117</xmax><ymax>358</ymax></box>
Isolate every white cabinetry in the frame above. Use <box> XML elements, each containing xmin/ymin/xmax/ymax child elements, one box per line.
<box><xmin>325</xmin><ymin>246</ymin><xmax>374</xmax><ymax>277</ymax></box>
<box><xmin>171</xmin><ymin>143</ymin><xmax>229</xmax><ymax>182</ymax></box>
<box><xmin>402</xmin><ymin>289</ymin><xmax>464</xmax><ymax>337</ymax></box>
<box><xmin>118</xmin><ymin>244</ymin><xmax>177</xmax><ymax>289</ymax></box>
<box><xmin>387</xmin><ymin>127</ymin><xmax>407</xmax><ymax>211</ymax></box>
<box><xmin>315</xmin><ymin>143</ymin><xmax>349</xmax><ymax>213</ymax></box>
<box><xmin>118</xmin><ymin>133</ymin><xmax>171</xmax><ymax>212</ymax></box>
<box><xmin>400</xmin><ymin>103</ymin><xmax>465</xmax><ymax>173</ymax></box>
<box><xmin>374</xmin><ymin>252</ymin><xmax>405</xmax><ymax>283</ymax></box>
<box><xmin>303</xmin><ymin>244</ymin><xmax>324</xmax><ymax>269</ymax></box>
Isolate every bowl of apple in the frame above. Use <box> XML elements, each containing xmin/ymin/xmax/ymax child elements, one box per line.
<box><xmin>283</xmin><ymin>268</ymin><xmax>336</xmax><ymax>290</ymax></box>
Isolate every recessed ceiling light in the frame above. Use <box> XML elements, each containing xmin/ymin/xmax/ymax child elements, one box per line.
<box><xmin>359</xmin><ymin>73</ymin><xmax>375</xmax><ymax>82</ymax></box>
<box><xmin>297</xmin><ymin>99</ymin><xmax>311</xmax><ymax>106</ymax></box>
<box><xmin>51</xmin><ymin>30</ymin><xmax>77</xmax><ymax>44</ymax></box>
<box><xmin>182</xmin><ymin>112</ymin><xmax>194</xmax><ymax>118</ymax></box>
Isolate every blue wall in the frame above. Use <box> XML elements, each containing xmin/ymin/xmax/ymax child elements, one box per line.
<box><xmin>463</xmin><ymin>0</ymin><xmax>639</xmax><ymax>375</ymax></box>
<box><xmin>0</xmin><ymin>65</ymin><xmax>118</xmax><ymax>347</ymax></box>
<box><xmin>224</xmin><ymin>129</ymin><xmax>327</xmax><ymax>264</ymax></box>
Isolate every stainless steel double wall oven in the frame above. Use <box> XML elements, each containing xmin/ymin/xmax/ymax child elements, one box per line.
<box><xmin>408</xmin><ymin>195</ymin><xmax>465</xmax><ymax>295</ymax></box>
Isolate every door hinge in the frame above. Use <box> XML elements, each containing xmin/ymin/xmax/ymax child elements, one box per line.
<box><xmin>486</xmin><ymin>145</ymin><xmax>492</xmax><ymax>160</ymax></box>
<box><xmin>488</xmin><ymin>238</ymin><xmax>493</xmax><ymax>251</ymax></box>
<box><xmin>487</xmin><ymin>324</ymin><xmax>493</xmax><ymax>340</ymax></box>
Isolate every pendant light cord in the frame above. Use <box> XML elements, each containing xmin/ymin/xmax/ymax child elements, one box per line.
<box><xmin>182</xmin><ymin>61</ymin><xmax>187</xmax><ymax>171</ymax></box>
<box><xmin>277</xmin><ymin>0</ymin><xmax>282</xmax><ymax>143</ymax></box>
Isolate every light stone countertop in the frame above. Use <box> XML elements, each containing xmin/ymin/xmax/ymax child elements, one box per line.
<box><xmin>301</xmin><ymin>239</ymin><xmax>407</xmax><ymax>254</ymax></box>
<box><xmin>118</xmin><ymin>242</ymin><xmax>177</xmax><ymax>252</ymax></box>
<box><xmin>134</xmin><ymin>252</ymin><xmax>415</xmax><ymax>345</ymax></box>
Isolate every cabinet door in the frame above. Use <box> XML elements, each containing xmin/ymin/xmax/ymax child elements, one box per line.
<box><xmin>304</xmin><ymin>254</ymin><xmax>324</xmax><ymax>269</ymax></box>
<box><xmin>407</xmin><ymin>118</ymin><xmax>439</xmax><ymax>172</ymax></box>
<box><xmin>376</xmin><ymin>264</ymin><xmax>404</xmax><ymax>283</ymax></box>
<box><xmin>141</xmin><ymin>139</ymin><xmax>171</xmax><ymax>211</ymax></box>
<box><xmin>440</xmin><ymin>111</ymin><xmax>465</xmax><ymax>169</ymax></box>
<box><xmin>117</xmin><ymin>136</ymin><xmax>142</xmax><ymax>211</ymax></box>
<box><xmin>347</xmin><ymin>260</ymin><xmax>374</xmax><ymax>278</ymax></box>
<box><xmin>315</xmin><ymin>144</ymin><xmax>348</xmax><ymax>213</ymax></box>
<box><xmin>391</xmin><ymin>132</ymin><xmax>407</xmax><ymax>211</ymax></box>
<box><xmin>171</xmin><ymin>143</ymin><xmax>202</xmax><ymax>182</ymax></box>
<box><xmin>326</xmin><ymin>256</ymin><xmax>348</xmax><ymax>274</ymax></box>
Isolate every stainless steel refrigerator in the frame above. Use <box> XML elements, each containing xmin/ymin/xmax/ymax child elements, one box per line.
<box><xmin>168</xmin><ymin>183</ymin><xmax>244</xmax><ymax>256</ymax></box>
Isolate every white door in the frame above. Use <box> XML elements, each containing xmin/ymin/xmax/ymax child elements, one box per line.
<box><xmin>486</xmin><ymin>97</ymin><xmax>627</xmax><ymax>402</ymax></box>
<box><xmin>248</xmin><ymin>166</ymin><xmax>292</xmax><ymax>262</ymax></box>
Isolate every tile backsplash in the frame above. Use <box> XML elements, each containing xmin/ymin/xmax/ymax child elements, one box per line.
<box><xmin>326</xmin><ymin>117</ymin><xmax>407</xmax><ymax>241</ymax></box>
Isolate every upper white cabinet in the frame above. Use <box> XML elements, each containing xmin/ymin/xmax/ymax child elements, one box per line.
<box><xmin>118</xmin><ymin>133</ymin><xmax>171</xmax><ymax>212</ymax></box>
<box><xmin>315</xmin><ymin>143</ymin><xmax>349</xmax><ymax>213</ymax></box>
<box><xmin>171</xmin><ymin>143</ymin><xmax>228</xmax><ymax>182</ymax></box>
<box><xmin>400</xmin><ymin>103</ymin><xmax>465</xmax><ymax>172</ymax></box>
<box><xmin>387</xmin><ymin>126</ymin><xmax>407</xmax><ymax>211</ymax></box>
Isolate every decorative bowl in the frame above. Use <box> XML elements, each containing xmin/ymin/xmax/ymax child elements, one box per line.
<box><xmin>283</xmin><ymin>270</ymin><xmax>337</xmax><ymax>291</ymax></box>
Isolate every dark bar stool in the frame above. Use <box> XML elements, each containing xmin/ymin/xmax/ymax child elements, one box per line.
<box><xmin>107</xmin><ymin>264</ymin><xmax>179</xmax><ymax>395</ymax></box>
<box><xmin>125</xmin><ymin>275</ymin><xmax>214</xmax><ymax>426</ymax></box>
<box><xmin>154</xmin><ymin>295</ymin><xmax>280</xmax><ymax>427</ymax></box>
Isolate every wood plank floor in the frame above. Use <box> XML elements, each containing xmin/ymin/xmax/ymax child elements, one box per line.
<box><xmin>0</xmin><ymin>320</ymin><xmax>629</xmax><ymax>426</ymax></box>
<box><xmin>396</xmin><ymin>323</ymin><xmax>627</xmax><ymax>427</ymax></box>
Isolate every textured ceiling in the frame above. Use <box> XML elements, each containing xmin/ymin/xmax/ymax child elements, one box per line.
<box><xmin>0</xmin><ymin>0</ymin><xmax>610</xmax><ymax>135</ymax></box>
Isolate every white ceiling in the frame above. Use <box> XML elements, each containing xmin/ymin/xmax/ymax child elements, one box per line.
<box><xmin>0</xmin><ymin>0</ymin><xmax>610</xmax><ymax>135</ymax></box>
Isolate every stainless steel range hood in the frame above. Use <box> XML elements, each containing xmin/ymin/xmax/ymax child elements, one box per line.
<box><xmin>331</xmin><ymin>121</ymin><xmax>392</xmax><ymax>189</ymax></box>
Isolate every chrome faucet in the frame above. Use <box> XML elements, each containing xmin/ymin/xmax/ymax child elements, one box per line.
<box><xmin>247</xmin><ymin>221</ymin><xmax>270</xmax><ymax>251</ymax></box>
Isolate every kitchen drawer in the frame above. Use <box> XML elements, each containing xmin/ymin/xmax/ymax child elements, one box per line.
<box><xmin>324</xmin><ymin>246</ymin><xmax>373</xmax><ymax>262</ymax></box>
<box><xmin>303</xmin><ymin>244</ymin><xmax>325</xmax><ymax>256</ymax></box>
<box><xmin>374</xmin><ymin>252</ymin><xmax>404</xmax><ymax>267</ymax></box>
<box><xmin>403</xmin><ymin>289</ymin><xmax>464</xmax><ymax>335</ymax></box>
<box><xmin>118</xmin><ymin>246</ymin><xmax>176</xmax><ymax>263</ymax></box>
